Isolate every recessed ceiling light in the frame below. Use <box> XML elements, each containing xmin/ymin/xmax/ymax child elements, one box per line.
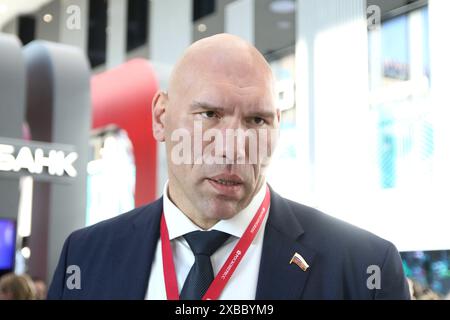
<box><xmin>43</xmin><ymin>14</ymin><xmax>53</xmax><ymax>23</ymax></box>
<box><xmin>21</xmin><ymin>247</ymin><xmax>31</xmax><ymax>259</ymax></box>
<box><xmin>197</xmin><ymin>23</ymin><xmax>207</xmax><ymax>33</ymax></box>
<box><xmin>270</xmin><ymin>0</ymin><xmax>295</xmax><ymax>14</ymax></box>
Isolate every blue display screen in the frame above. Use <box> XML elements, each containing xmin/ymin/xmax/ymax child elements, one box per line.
<box><xmin>0</xmin><ymin>219</ymin><xmax>16</xmax><ymax>271</ymax></box>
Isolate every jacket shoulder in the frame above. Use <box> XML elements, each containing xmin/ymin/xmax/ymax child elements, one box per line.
<box><xmin>281</xmin><ymin>197</ymin><xmax>397</xmax><ymax>257</ymax></box>
<box><xmin>279</xmin><ymin>196</ymin><xmax>409</xmax><ymax>299</ymax></box>
<box><xmin>68</xmin><ymin>198</ymin><xmax>162</xmax><ymax>249</ymax></box>
<box><xmin>48</xmin><ymin>198</ymin><xmax>163</xmax><ymax>299</ymax></box>
<box><xmin>284</xmin><ymin>197</ymin><xmax>392</xmax><ymax>244</ymax></box>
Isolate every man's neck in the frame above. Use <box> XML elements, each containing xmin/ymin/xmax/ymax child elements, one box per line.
<box><xmin>166</xmin><ymin>185</ymin><xmax>219</xmax><ymax>230</ymax></box>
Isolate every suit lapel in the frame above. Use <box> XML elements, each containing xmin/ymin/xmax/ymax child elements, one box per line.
<box><xmin>256</xmin><ymin>188</ymin><xmax>316</xmax><ymax>299</ymax></box>
<box><xmin>110</xmin><ymin>198</ymin><xmax>163</xmax><ymax>299</ymax></box>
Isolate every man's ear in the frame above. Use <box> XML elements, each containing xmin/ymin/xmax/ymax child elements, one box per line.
<box><xmin>152</xmin><ymin>91</ymin><xmax>168</xmax><ymax>142</ymax></box>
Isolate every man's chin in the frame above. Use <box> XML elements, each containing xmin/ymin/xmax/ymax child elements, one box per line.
<box><xmin>207</xmin><ymin>202</ymin><xmax>241</xmax><ymax>221</ymax></box>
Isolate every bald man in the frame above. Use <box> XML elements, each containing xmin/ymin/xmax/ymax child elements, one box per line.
<box><xmin>48</xmin><ymin>34</ymin><xmax>410</xmax><ymax>300</ymax></box>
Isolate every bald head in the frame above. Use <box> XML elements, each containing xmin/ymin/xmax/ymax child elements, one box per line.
<box><xmin>168</xmin><ymin>33</ymin><xmax>275</xmax><ymax>100</ymax></box>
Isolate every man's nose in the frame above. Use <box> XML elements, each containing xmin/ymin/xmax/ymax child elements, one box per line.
<box><xmin>218</xmin><ymin>119</ymin><xmax>247</xmax><ymax>164</ymax></box>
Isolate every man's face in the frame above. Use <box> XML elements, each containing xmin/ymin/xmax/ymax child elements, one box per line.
<box><xmin>155</xmin><ymin>50</ymin><xmax>280</xmax><ymax>226</ymax></box>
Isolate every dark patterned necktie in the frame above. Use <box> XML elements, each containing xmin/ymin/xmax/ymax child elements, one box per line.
<box><xmin>179</xmin><ymin>230</ymin><xmax>230</xmax><ymax>300</ymax></box>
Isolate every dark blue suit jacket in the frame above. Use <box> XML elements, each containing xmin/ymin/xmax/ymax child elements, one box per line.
<box><xmin>48</xmin><ymin>188</ymin><xmax>410</xmax><ymax>299</ymax></box>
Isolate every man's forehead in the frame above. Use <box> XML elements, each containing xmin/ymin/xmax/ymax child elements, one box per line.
<box><xmin>177</xmin><ymin>51</ymin><xmax>271</xmax><ymax>84</ymax></box>
<box><xmin>185</xmin><ymin>76</ymin><xmax>275</xmax><ymax>107</ymax></box>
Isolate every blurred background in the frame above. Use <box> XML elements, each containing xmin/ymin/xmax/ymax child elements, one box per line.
<box><xmin>0</xmin><ymin>0</ymin><xmax>449</xmax><ymax>299</ymax></box>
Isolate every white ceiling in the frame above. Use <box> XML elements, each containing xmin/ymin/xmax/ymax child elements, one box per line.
<box><xmin>1</xmin><ymin>0</ymin><xmax>423</xmax><ymax>52</ymax></box>
<box><xmin>0</xmin><ymin>0</ymin><xmax>53</xmax><ymax>29</ymax></box>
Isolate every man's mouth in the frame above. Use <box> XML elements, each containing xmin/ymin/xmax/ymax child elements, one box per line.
<box><xmin>206</xmin><ymin>174</ymin><xmax>244</xmax><ymax>196</ymax></box>
<box><xmin>208</xmin><ymin>178</ymin><xmax>242</xmax><ymax>186</ymax></box>
<box><xmin>207</xmin><ymin>174</ymin><xmax>243</xmax><ymax>185</ymax></box>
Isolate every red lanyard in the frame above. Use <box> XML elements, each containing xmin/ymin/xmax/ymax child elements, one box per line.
<box><xmin>160</xmin><ymin>185</ymin><xmax>270</xmax><ymax>300</ymax></box>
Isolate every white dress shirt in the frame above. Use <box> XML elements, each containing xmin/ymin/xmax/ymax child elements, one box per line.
<box><xmin>145</xmin><ymin>181</ymin><xmax>269</xmax><ymax>300</ymax></box>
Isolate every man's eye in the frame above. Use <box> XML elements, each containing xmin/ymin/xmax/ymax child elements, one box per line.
<box><xmin>252</xmin><ymin>117</ymin><xmax>266</xmax><ymax>125</ymax></box>
<box><xmin>201</xmin><ymin>111</ymin><xmax>218</xmax><ymax>119</ymax></box>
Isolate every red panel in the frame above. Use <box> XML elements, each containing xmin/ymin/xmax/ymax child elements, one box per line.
<box><xmin>91</xmin><ymin>59</ymin><xmax>159</xmax><ymax>206</ymax></box>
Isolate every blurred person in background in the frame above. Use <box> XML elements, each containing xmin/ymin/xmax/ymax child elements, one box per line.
<box><xmin>407</xmin><ymin>278</ymin><xmax>441</xmax><ymax>300</ymax></box>
<box><xmin>0</xmin><ymin>273</ymin><xmax>36</xmax><ymax>300</ymax></box>
<box><xmin>32</xmin><ymin>277</ymin><xmax>47</xmax><ymax>300</ymax></box>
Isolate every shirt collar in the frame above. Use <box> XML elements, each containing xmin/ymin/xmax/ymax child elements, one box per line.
<box><xmin>163</xmin><ymin>180</ymin><xmax>267</xmax><ymax>240</ymax></box>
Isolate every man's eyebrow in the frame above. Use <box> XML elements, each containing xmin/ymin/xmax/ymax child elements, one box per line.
<box><xmin>190</xmin><ymin>101</ymin><xmax>276</xmax><ymax>119</ymax></box>
<box><xmin>247</xmin><ymin>110</ymin><xmax>276</xmax><ymax>119</ymax></box>
<box><xmin>190</xmin><ymin>101</ymin><xmax>224</xmax><ymax>112</ymax></box>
